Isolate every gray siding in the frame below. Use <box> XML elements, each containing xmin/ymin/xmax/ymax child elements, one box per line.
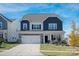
<box><xmin>0</xmin><ymin>16</ymin><xmax>7</xmax><ymax>30</ymax></box>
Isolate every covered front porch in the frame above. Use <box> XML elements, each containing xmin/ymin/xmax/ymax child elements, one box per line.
<box><xmin>18</xmin><ymin>31</ymin><xmax>64</xmax><ymax>44</ymax></box>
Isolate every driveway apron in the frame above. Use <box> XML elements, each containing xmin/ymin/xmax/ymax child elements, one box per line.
<box><xmin>0</xmin><ymin>44</ymin><xmax>44</xmax><ymax>56</ymax></box>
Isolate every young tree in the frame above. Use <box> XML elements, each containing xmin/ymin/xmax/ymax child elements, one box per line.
<box><xmin>69</xmin><ymin>31</ymin><xmax>77</xmax><ymax>47</ymax></box>
<box><xmin>69</xmin><ymin>20</ymin><xmax>77</xmax><ymax>47</ymax></box>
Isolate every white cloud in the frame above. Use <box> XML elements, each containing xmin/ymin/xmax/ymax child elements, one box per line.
<box><xmin>0</xmin><ymin>4</ymin><xmax>31</xmax><ymax>13</ymax></box>
<box><xmin>0</xmin><ymin>3</ymin><xmax>56</xmax><ymax>13</ymax></box>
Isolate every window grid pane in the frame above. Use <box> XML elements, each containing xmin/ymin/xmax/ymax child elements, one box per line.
<box><xmin>23</xmin><ymin>23</ymin><xmax>27</xmax><ymax>30</ymax></box>
<box><xmin>32</xmin><ymin>24</ymin><xmax>41</xmax><ymax>30</ymax></box>
<box><xmin>48</xmin><ymin>23</ymin><xmax>57</xmax><ymax>30</ymax></box>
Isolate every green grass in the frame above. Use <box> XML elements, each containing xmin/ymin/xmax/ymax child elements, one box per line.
<box><xmin>0</xmin><ymin>43</ymin><xmax>18</xmax><ymax>52</ymax></box>
<box><xmin>41</xmin><ymin>52</ymin><xmax>79</xmax><ymax>56</ymax></box>
<box><xmin>40</xmin><ymin>44</ymin><xmax>79</xmax><ymax>51</ymax></box>
<box><xmin>40</xmin><ymin>44</ymin><xmax>79</xmax><ymax>56</ymax></box>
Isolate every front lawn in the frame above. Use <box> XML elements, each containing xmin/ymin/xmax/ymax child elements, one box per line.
<box><xmin>40</xmin><ymin>44</ymin><xmax>73</xmax><ymax>51</ymax></box>
<box><xmin>40</xmin><ymin>44</ymin><xmax>79</xmax><ymax>56</ymax></box>
<box><xmin>41</xmin><ymin>52</ymin><xmax>79</xmax><ymax>56</ymax></box>
<box><xmin>0</xmin><ymin>42</ymin><xmax>18</xmax><ymax>52</ymax></box>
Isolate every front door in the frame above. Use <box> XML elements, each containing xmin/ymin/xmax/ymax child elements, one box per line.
<box><xmin>45</xmin><ymin>36</ymin><xmax>48</xmax><ymax>43</ymax></box>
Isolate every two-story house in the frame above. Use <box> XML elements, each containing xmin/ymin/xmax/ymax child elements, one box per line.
<box><xmin>0</xmin><ymin>14</ymin><xmax>12</xmax><ymax>42</ymax></box>
<box><xmin>19</xmin><ymin>13</ymin><xmax>64</xmax><ymax>44</ymax></box>
<box><xmin>0</xmin><ymin>13</ymin><xmax>64</xmax><ymax>44</ymax></box>
<box><xmin>0</xmin><ymin>14</ymin><xmax>19</xmax><ymax>42</ymax></box>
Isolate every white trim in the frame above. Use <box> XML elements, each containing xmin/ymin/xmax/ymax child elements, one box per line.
<box><xmin>0</xmin><ymin>14</ymin><xmax>11</xmax><ymax>22</ymax></box>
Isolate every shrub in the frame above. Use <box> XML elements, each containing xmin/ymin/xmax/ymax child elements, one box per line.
<box><xmin>0</xmin><ymin>38</ymin><xmax>4</xmax><ymax>47</ymax></box>
<box><xmin>60</xmin><ymin>40</ymin><xmax>68</xmax><ymax>46</ymax></box>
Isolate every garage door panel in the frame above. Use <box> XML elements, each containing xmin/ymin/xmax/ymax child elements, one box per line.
<box><xmin>21</xmin><ymin>35</ymin><xmax>41</xmax><ymax>44</ymax></box>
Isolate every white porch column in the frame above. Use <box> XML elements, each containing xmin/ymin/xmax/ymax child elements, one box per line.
<box><xmin>55</xmin><ymin>34</ymin><xmax>57</xmax><ymax>41</ymax></box>
<box><xmin>50</xmin><ymin>34</ymin><xmax>51</xmax><ymax>41</ymax></box>
<box><xmin>61</xmin><ymin>33</ymin><xmax>64</xmax><ymax>41</ymax></box>
<box><xmin>49</xmin><ymin>34</ymin><xmax>52</xmax><ymax>43</ymax></box>
<box><xmin>43</xmin><ymin>34</ymin><xmax>45</xmax><ymax>44</ymax></box>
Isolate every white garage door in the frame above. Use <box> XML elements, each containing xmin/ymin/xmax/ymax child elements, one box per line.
<box><xmin>21</xmin><ymin>35</ymin><xmax>41</xmax><ymax>44</ymax></box>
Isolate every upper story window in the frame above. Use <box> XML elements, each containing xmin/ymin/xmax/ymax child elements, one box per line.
<box><xmin>23</xmin><ymin>23</ymin><xmax>27</xmax><ymax>30</ymax></box>
<box><xmin>0</xmin><ymin>22</ymin><xmax>2</xmax><ymax>29</ymax></box>
<box><xmin>48</xmin><ymin>23</ymin><xmax>57</xmax><ymax>30</ymax></box>
<box><xmin>32</xmin><ymin>24</ymin><xmax>41</xmax><ymax>30</ymax></box>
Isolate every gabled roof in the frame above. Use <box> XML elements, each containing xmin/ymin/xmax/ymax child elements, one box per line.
<box><xmin>45</xmin><ymin>17</ymin><xmax>62</xmax><ymax>22</ymax></box>
<box><xmin>0</xmin><ymin>13</ymin><xmax>12</xmax><ymax>22</ymax></box>
<box><xmin>22</xmin><ymin>13</ymin><xmax>61</xmax><ymax>22</ymax></box>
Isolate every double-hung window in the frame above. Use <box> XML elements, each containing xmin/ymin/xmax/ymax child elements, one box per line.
<box><xmin>32</xmin><ymin>24</ymin><xmax>41</xmax><ymax>30</ymax></box>
<box><xmin>48</xmin><ymin>23</ymin><xmax>57</xmax><ymax>30</ymax></box>
<box><xmin>0</xmin><ymin>22</ymin><xmax>2</xmax><ymax>29</ymax></box>
<box><xmin>23</xmin><ymin>23</ymin><xmax>27</xmax><ymax>30</ymax></box>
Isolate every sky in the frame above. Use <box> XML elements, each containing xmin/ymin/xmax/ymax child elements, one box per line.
<box><xmin>0</xmin><ymin>3</ymin><xmax>79</xmax><ymax>37</ymax></box>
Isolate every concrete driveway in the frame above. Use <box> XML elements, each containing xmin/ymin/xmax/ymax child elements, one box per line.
<box><xmin>0</xmin><ymin>44</ymin><xmax>44</xmax><ymax>56</ymax></box>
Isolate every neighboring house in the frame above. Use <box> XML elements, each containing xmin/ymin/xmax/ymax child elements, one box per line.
<box><xmin>0</xmin><ymin>14</ymin><xmax>18</xmax><ymax>42</ymax></box>
<box><xmin>0</xmin><ymin>13</ymin><xmax>64</xmax><ymax>44</ymax></box>
<box><xmin>0</xmin><ymin>14</ymin><xmax>12</xmax><ymax>42</ymax></box>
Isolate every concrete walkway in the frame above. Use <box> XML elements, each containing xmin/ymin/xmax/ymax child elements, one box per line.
<box><xmin>0</xmin><ymin>44</ymin><xmax>44</xmax><ymax>56</ymax></box>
